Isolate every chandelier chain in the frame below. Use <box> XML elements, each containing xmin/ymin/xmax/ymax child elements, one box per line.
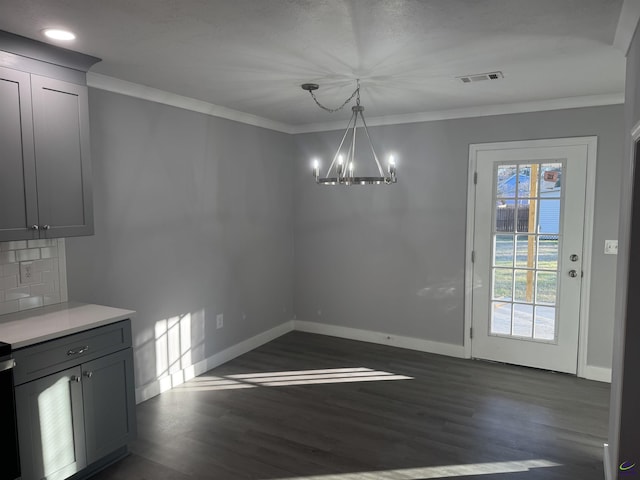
<box><xmin>307</xmin><ymin>79</ymin><xmax>361</xmax><ymax>113</ymax></box>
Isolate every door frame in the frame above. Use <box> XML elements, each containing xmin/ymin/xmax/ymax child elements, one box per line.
<box><xmin>463</xmin><ymin>137</ymin><xmax>598</xmax><ymax>379</ymax></box>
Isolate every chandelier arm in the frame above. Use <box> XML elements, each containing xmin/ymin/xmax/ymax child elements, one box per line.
<box><xmin>325</xmin><ymin>109</ymin><xmax>357</xmax><ymax>178</ymax></box>
<box><xmin>359</xmin><ymin>112</ymin><xmax>386</xmax><ymax>177</ymax></box>
<box><xmin>350</xmin><ymin>111</ymin><xmax>357</xmax><ymax>179</ymax></box>
<box><xmin>308</xmin><ymin>87</ymin><xmax>359</xmax><ymax>113</ymax></box>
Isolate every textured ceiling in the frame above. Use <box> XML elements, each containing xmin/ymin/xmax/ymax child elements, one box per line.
<box><xmin>0</xmin><ymin>0</ymin><xmax>626</xmax><ymax>126</ymax></box>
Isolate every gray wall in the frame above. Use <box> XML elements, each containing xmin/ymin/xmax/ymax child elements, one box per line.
<box><xmin>608</xmin><ymin>21</ymin><xmax>640</xmax><ymax>479</ymax></box>
<box><xmin>65</xmin><ymin>89</ymin><xmax>294</xmax><ymax>392</ymax></box>
<box><xmin>293</xmin><ymin>105</ymin><xmax>623</xmax><ymax>368</ymax></box>
<box><xmin>63</xmin><ymin>87</ymin><xmax>622</xmax><ymax>401</ymax></box>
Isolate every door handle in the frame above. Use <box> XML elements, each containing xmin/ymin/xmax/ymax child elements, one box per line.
<box><xmin>568</xmin><ymin>270</ymin><xmax>578</xmax><ymax>278</ymax></box>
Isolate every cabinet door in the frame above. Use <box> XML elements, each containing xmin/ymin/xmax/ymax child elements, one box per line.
<box><xmin>31</xmin><ymin>75</ymin><xmax>93</xmax><ymax>237</ymax></box>
<box><xmin>0</xmin><ymin>66</ymin><xmax>39</xmax><ymax>241</ymax></box>
<box><xmin>81</xmin><ymin>349</ymin><xmax>136</xmax><ymax>465</ymax></box>
<box><xmin>15</xmin><ymin>366</ymin><xmax>87</xmax><ymax>480</ymax></box>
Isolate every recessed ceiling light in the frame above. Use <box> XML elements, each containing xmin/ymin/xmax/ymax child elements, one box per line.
<box><xmin>43</xmin><ymin>29</ymin><xmax>76</xmax><ymax>41</ymax></box>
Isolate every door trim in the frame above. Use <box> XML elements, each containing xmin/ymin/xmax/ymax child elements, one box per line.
<box><xmin>464</xmin><ymin>137</ymin><xmax>598</xmax><ymax>379</ymax></box>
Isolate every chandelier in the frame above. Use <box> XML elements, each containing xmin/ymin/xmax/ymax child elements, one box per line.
<box><xmin>301</xmin><ymin>80</ymin><xmax>397</xmax><ymax>185</ymax></box>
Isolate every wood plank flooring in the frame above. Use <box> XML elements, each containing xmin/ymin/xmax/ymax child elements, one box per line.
<box><xmin>93</xmin><ymin>332</ymin><xmax>610</xmax><ymax>480</ymax></box>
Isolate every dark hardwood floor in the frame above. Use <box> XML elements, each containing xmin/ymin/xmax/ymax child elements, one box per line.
<box><xmin>93</xmin><ymin>332</ymin><xmax>610</xmax><ymax>480</ymax></box>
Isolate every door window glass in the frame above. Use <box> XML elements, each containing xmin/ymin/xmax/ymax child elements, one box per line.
<box><xmin>490</xmin><ymin>161</ymin><xmax>564</xmax><ymax>342</ymax></box>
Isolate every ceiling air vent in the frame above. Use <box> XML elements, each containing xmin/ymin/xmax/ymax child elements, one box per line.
<box><xmin>458</xmin><ymin>71</ymin><xmax>504</xmax><ymax>83</ymax></box>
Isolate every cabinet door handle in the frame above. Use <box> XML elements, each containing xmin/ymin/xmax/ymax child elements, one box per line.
<box><xmin>67</xmin><ymin>345</ymin><xmax>89</xmax><ymax>356</ymax></box>
<box><xmin>30</xmin><ymin>225</ymin><xmax>39</xmax><ymax>231</ymax></box>
<box><xmin>0</xmin><ymin>358</ymin><xmax>15</xmax><ymax>372</ymax></box>
<box><xmin>70</xmin><ymin>375</ymin><xmax>81</xmax><ymax>383</ymax></box>
<box><xmin>84</xmin><ymin>371</ymin><xmax>93</xmax><ymax>379</ymax></box>
<box><xmin>42</xmin><ymin>225</ymin><xmax>50</xmax><ymax>230</ymax></box>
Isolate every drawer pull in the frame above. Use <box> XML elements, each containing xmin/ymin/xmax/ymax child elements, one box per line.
<box><xmin>67</xmin><ymin>346</ymin><xmax>89</xmax><ymax>356</ymax></box>
<box><xmin>84</xmin><ymin>371</ymin><xmax>93</xmax><ymax>379</ymax></box>
<box><xmin>70</xmin><ymin>375</ymin><xmax>81</xmax><ymax>383</ymax></box>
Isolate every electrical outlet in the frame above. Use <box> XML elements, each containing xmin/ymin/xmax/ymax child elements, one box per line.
<box><xmin>20</xmin><ymin>262</ymin><xmax>33</xmax><ymax>284</ymax></box>
<box><xmin>604</xmin><ymin>240</ymin><xmax>618</xmax><ymax>255</ymax></box>
<box><xmin>216</xmin><ymin>313</ymin><xmax>223</xmax><ymax>329</ymax></box>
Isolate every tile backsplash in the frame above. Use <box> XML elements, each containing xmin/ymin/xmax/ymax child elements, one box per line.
<box><xmin>0</xmin><ymin>239</ymin><xmax>68</xmax><ymax>315</ymax></box>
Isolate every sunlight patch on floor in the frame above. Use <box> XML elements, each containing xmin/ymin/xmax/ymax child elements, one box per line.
<box><xmin>271</xmin><ymin>459</ymin><xmax>561</xmax><ymax>480</ymax></box>
<box><xmin>174</xmin><ymin>367</ymin><xmax>412</xmax><ymax>391</ymax></box>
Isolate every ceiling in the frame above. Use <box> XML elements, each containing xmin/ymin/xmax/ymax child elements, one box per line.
<box><xmin>0</xmin><ymin>0</ymin><xmax>626</xmax><ymax>128</ymax></box>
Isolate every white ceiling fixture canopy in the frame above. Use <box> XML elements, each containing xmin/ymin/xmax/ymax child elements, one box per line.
<box><xmin>0</xmin><ymin>0</ymin><xmax>625</xmax><ymax>127</ymax></box>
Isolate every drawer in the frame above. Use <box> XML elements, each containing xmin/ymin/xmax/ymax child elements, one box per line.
<box><xmin>13</xmin><ymin>319</ymin><xmax>132</xmax><ymax>385</ymax></box>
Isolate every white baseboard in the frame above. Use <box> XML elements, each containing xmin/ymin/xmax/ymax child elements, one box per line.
<box><xmin>582</xmin><ymin>365</ymin><xmax>612</xmax><ymax>383</ymax></box>
<box><xmin>294</xmin><ymin>320</ymin><xmax>466</xmax><ymax>358</ymax></box>
<box><xmin>136</xmin><ymin>318</ymin><xmax>605</xmax><ymax>403</ymax></box>
<box><xmin>604</xmin><ymin>443</ymin><xmax>613</xmax><ymax>480</ymax></box>
<box><xmin>135</xmin><ymin>320</ymin><xmax>294</xmax><ymax>403</ymax></box>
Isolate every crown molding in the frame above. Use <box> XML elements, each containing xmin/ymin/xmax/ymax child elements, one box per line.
<box><xmin>0</xmin><ymin>30</ymin><xmax>101</xmax><ymax>72</ymax></box>
<box><xmin>614</xmin><ymin>0</ymin><xmax>640</xmax><ymax>55</ymax></box>
<box><xmin>291</xmin><ymin>94</ymin><xmax>625</xmax><ymax>134</ymax></box>
<box><xmin>87</xmin><ymin>72</ymin><xmax>622</xmax><ymax>135</ymax></box>
<box><xmin>86</xmin><ymin>72</ymin><xmax>295</xmax><ymax>134</ymax></box>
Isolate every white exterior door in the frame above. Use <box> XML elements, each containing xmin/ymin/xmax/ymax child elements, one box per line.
<box><xmin>469</xmin><ymin>138</ymin><xmax>594</xmax><ymax>374</ymax></box>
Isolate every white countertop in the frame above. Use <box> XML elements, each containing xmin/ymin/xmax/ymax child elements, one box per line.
<box><xmin>0</xmin><ymin>302</ymin><xmax>136</xmax><ymax>349</ymax></box>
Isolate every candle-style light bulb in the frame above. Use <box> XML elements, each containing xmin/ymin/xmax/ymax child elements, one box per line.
<box><xmin>388</xmin><ymin>155</ymin><xmax>397</xmax><ymax>183</ymax></box>
<box><xmin>349</xmin><ymin>162</ymin><xmax>354</xmax><ymax>176</ymax></box>
<box><xmin>312</xmin><ymin>159</ymin><xmax>320</xmax><ymax>179</ymax></box>
<box><xmin>337</xmin><ymin>154</ymin><xmax>344</xmax><ymax>177</ymax></box>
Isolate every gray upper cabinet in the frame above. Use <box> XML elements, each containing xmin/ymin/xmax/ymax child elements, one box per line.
<box><xmin>0</xmin><ymin>67</ymin><xmax>38</xmax><ymax>241</ymax></box>
<box><xmin>0</xmin><ymin>30</ymin><xmax>100</xmax><ymax>241</ymax></box>
<box><xmin>31</xmin><ymin>75</ymin><xmax>94</xmax><ymax>238</ymax></box>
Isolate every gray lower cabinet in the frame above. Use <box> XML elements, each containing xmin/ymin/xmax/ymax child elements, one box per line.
<box><xmin>82</xmin><ymin>349</ymin><xmax>136</xmax><ymax>465</ymax></box>
<box><xmin>14</xmin><ymin>321</ymin><xmax>136</xmax><ymax>480</ymax></box>
<box><xmin>15</xmin><ymin>366</ymin><xmax>87</xmax><ymax>480</ymax></box>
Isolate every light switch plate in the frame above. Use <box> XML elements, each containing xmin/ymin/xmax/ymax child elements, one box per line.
<box><xmin>604</xmin><ymin>240</ymin><xmax>618</xmax><ymax>255</ymax></box>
